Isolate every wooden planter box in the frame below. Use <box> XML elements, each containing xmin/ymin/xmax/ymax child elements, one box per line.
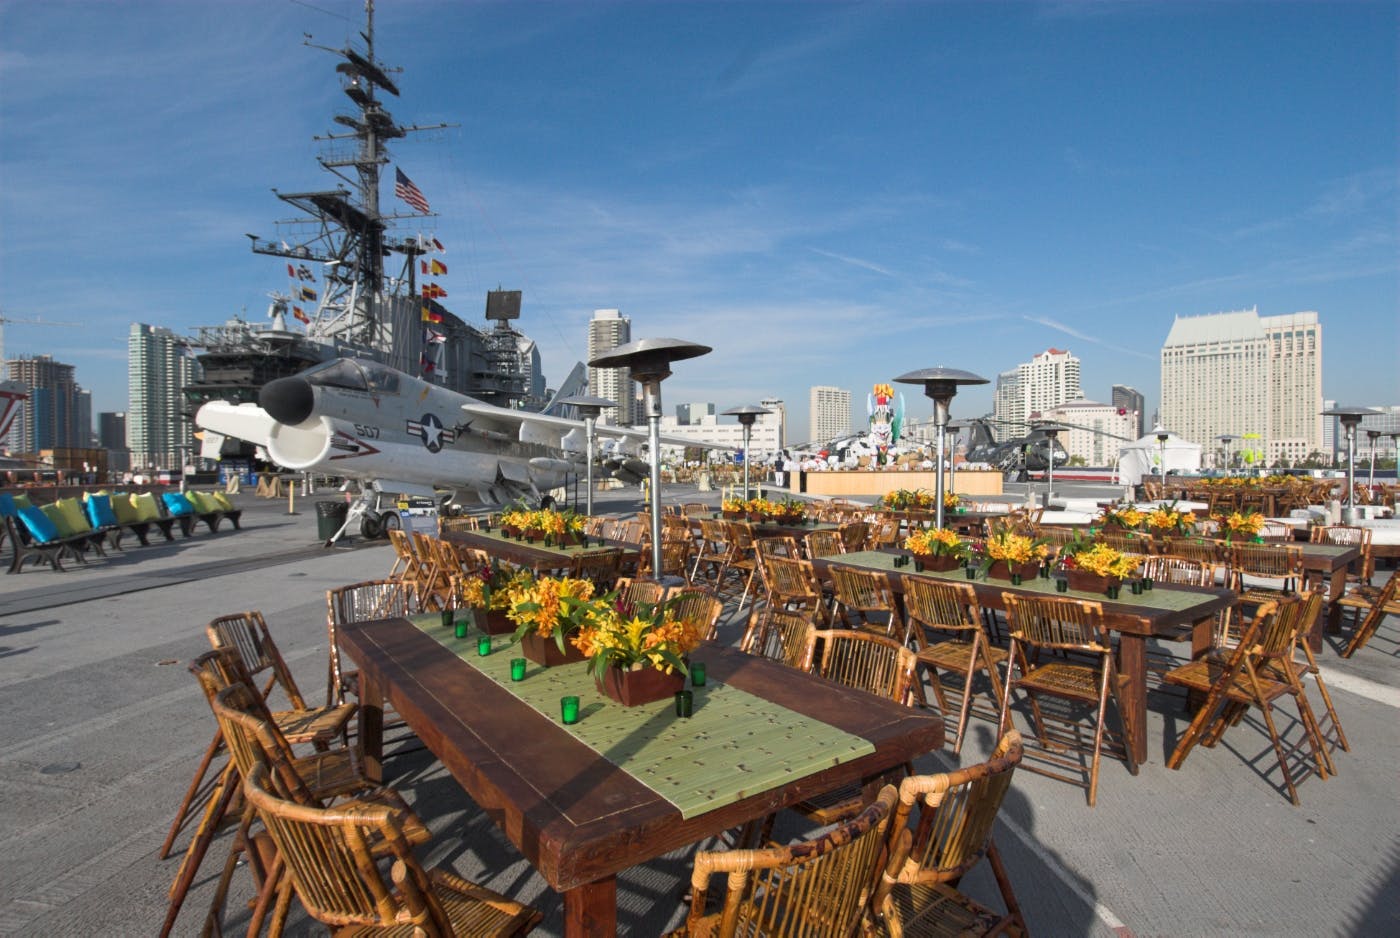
<box><xmin>472</xmin><ymin>607</ymin><xmax>515</xmax><ymax>635</ymax></box>
<box><xmin>597</xmin><ymin>666</ymin><xmax>686</xmax><ymax>707</ymax></box>
<box><xmin>519</xmin><ymin>629</ymin><xmax>587</xmax><ymax>667</ymax></box>
<box><xmin>913</xmin><ymin>554</ymin><xmax>961</xmax><ymax>573</ymax></box>
<box><xmin>986</xmin><ymin>560</ymin><xmax>1041</xmax><ymax>582</ymax></box>
<box><xmin>1064</xmin><ymin>569</ymin><xmax>1122</xmax><ymax>594</ymax></box>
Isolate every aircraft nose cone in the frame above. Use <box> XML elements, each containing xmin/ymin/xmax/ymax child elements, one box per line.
<box><xmin>260</xmin><ymin>377</ymin><xmax>315</xmax><ymax>425</ymax></box>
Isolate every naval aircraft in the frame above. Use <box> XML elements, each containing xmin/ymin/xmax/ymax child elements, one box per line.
<box><xmin>195</xmin><ymin>357</ymin><xmax>674</xmax><ymax>540</ymax></box>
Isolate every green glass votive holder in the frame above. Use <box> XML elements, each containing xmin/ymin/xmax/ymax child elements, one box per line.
<box><xmin>690</xmin><ymin>662</ymin><xmax>707</xmax><ymax>687</ymax></box>
<box><xmin>1105</xmin><ymin>585</ymin><xmax>1121</xmax><ymax>600</ymax></box>
<box><xmin>454</xmin><ymin>621</ymin><xmax>470</xmax><ymax>640</ymax></box>
<box><xmin>964</xmin><ymin>566</ymin><xmax>977</xmax><ymax>580</ymax></box>
<box><xmin>476</xmin><ymin>635</ymin><xmax>491</xmax><ymax>656</ymax></box>
<box><xmin>674</xmin><ymin>690</ymin><xmax>694</xmax><ymax>718</ymax></box>
<box><xmin>1142</xmin><ymin>577</ymin><xmax>1154</xmax><ymax>591</ymax></box>
<box><xmin>1055</xmin><ymin>579</ymin><xmax>1069</xmax><ymax>593</ymax></box>
<box><xmin>510</xmin><ymin>657</ymin><xmax>527</xmax><ymax>681</ymax></box>
<box><xmin>1010</xmin><ymin>573</ymin><xmax>1023</xmax><ymax>586</ymax></box>
<box><xmin>1040</xmin><ymin>563</ymin><xmax>1051</xmax><ymax>579</ymax></box>
<box><xmin>560</xmin><ymin>695</ymin><xmax>580</xmax><ymax>724</ymax></box>
<box><xmin>1130</xmin><ymin>580</ymin><xmax>1144</xmax><ymax>595</ymax></box>
<box><xmin>441</xmin><ymin>609</ymin><xmax>454</xmax><ymax>629</ymax></box>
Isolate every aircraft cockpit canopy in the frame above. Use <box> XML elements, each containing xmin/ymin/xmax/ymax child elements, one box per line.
<box><xmin>298</xmin><ymin>358</ymin><xmax>401</xmax><ymax>394</ymax></box>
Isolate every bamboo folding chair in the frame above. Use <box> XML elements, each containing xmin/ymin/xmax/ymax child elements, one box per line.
<box><xmin>743</xmin><ymin>554</ymin><xmax>829</xmax><ymax>653</ymax></box>
<box><xmin>667</xmin><ymin>586</ymin><xmax>725</xmax><ymax>641</ymax></box>
<box><xmin>570</xmin><ymin>546</ymin><xmax>624</xmax><ymax>589</ymax></box>
<box><xmin>998</xmin><ymin>594</ymin><xmax>1138</xmax><ymax>807</ymax></box>
<box><xmin>242</xmin><ymin>763</ymin><xmax>541</xmax><ymax>937</ymax></box>
<box><xmin>1269</xmin><ymin>591</ymin><xmax>1348</xmax><ymax>762</ymax></box>
<box><xmin>1229</xmin><ymin>543</ymin><xmax>1304</xmax><ymax>604</ymax></box>
<box><xmin>902</xmin><ymin>577</ymin><xmax>1007</xmax><ymax>755</ymax></box>
<box><xmin>1310</xmin><ymin>524</ymin><xmax>1375</xmax><ymax>587</ymax></box>
<box><xmin>872</xmin><ymin>730</ymin><xmax>1027</xmax><ymax>938</ymax></box>
<box><xmin>1163</xmin><ymin>599</ymin><xmax>1332</xmax><ymax>805</ymax></box>
<box><xmin>612</xmin><ymin>576</ymin><xmax>670</xmax><ymax>612</ymax></box>
<box><xmin>690</xmin><ymin>518</ymin><xmax>735</xmax><ymax>589</ymax></box>
<box><xmin>1334</xmin><ymin>567</ymin><xmax>1399</xmax><ymax>658</ymax></box>
<box><xmin>161</xmin><ymin>610</ymin><xmax>358</xmax><ymax>860</ymax></box>
<box><xmin>803</xmin><ymin>528</ymin><xmax>846</xmax><ymax>560</ymax></box>
<box><xmin>669</xmin><ymin>787</ymin><xmax>897</xmax><ymax>938</ymax></box>
<box><xmin>1161</xmin><ymin>536</ymin><xmax>1225</xmax><ymax>566</ymax></box>
<box><xmin>830</xmin><ymin>564</ymin><xmax>906</xmax><ymax>643</ymax></box>
<box><xmin>742</xmin><ymin>606</ymin><xmax>816</xmax><ymax>670</ymax></box>
<box><xmin>325</xmin><ymin>578</ymin><xmax>418</xmax><ymax>707</ymax></box>
<box><xmin>782</xmin><ymin>630</ymin><xmax>919</xmax><ymax>827</ymax></box>
<box><xmin>721</xmin><ymin>520</ymin><xmax>763</xmax><ymax>610</ymax></box>
<box><xmin>201</xmin><ymin>679</ymin><xmax>432</xmax><ymax>937</ymax></box>
<box><xmin>838</xmin><ymin>520</ymin><xmax>869</xmax><ymax>553</ymax></box>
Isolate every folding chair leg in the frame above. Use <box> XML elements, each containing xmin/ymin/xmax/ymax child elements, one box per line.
<box><xmin>161</xmin><ymin>763</ymin><xmax>239</xmax><ymax>937</ymax></box>
<box><xmin>160</xmin><ymin>732</ymin><xmax>226</xmax><ymax>859</ymax></box>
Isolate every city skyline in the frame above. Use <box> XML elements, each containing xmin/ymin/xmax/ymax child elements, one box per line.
<box><xmin>1</xmin><ymin>2</ymin><xmax>1394</xmax><ymax>440</ymax></box>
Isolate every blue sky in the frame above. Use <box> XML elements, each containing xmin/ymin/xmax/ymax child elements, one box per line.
<box><xmin>1</xmin><ymin>0</ymin><xmax>1395</xmax><ymax>441</ymax></box>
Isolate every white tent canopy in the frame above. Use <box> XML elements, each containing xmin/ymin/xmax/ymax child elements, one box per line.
<box><xmin>1116</xmin><ymin>430</ymin><xmax>1202</xmax><ymax>486</ymax></box>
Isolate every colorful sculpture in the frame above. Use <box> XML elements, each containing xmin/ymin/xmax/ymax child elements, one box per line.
<box><xmin>866</xmin><ymin>383</ymin><xmax>905</xmax><ymax>465</ymax></box>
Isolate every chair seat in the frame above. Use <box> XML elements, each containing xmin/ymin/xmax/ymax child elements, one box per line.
<box><xmin>881</xmin><ymin>881</ymin><xmax>1023</xmax><ymax>937</ymax></box>
<box><xmin>790</xmin><ymin>782</ymin><xmax>865</xmax><ymax>826</ymax></box>
<box><xmin>916</xmin><ymin>640</ymin><xmax>1008</xmax><ymax>673</ymax></box>
<box><xmin>356</xmin><ymin>787</ymin><xmax>431</xmax><ymax>848</ymax></box>
<box><xmin>336</xmin><ymin>868</ymin><xmax>541</xmax><ymax>936</ymax></box>
<box><xmin>272</xmin><ymin>702</ymin><xmax>356</xmax><ymax>745</ymax></box>
<box><xmin>1016</xmin><ymin>662</ymin><xmax>1103</xmax><ymax>702</ymax></box>
<box><xmin>292</xmin><ymin>750</ymin><xmax>378</xmax><ymax>802</ymax></box>
<box><xmin>1163</xmin><ymin>658</ymin><xmax>1292</xmax><ymax>706</ymax></box>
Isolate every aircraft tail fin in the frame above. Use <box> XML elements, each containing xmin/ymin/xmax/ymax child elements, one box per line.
<box><xmin>540</xmin><ymin>361</ymin><xmax>588</xmax><ymax>416</ymax></box>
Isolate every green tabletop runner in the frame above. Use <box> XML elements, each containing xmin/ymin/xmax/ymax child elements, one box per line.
<box><xmin>836</xmin><ymin>550</ymin><xmax>1223</xmax><ymax>612</ymax></box>
<box><xmin>466</xmin><ymin>528</ymin><xmax>621</xmax><ymax>559</ymax></box>
<box><xmin>407</xmin><ymin>614</ymin><xmax>876</xmax><ymax>820</ymax></box>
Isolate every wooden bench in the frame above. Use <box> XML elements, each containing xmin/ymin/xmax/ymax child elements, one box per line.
<box><xmin>5</xmin><ymin>513</ymin><xmax>98</xmax><ymax>573</ymax></box>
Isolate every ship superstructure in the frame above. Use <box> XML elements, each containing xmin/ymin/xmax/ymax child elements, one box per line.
<box><xmin>184</xmin><ymin>0</ymin><xmax>547</xmax><ymax>431</ymax></box>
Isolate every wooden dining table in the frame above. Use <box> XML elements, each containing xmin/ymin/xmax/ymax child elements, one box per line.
<box><xmin>812</xmin><ymin>550</ymin><xmax>1238</xmax><ymax>765</ymax></box>
<box><xmin>339</xmin><ymin>616</ymin><xmax>944</xmax><ymax>937</ymax></box>
<box><xmin>444</xmin><ymin>527</ymin><xmax>642</xmax><ymax>573</ymax></box>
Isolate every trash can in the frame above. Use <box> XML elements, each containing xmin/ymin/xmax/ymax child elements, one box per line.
<box><xmin>316</xmin><ymin>499</ymin><xmax>350</xmax><ymax>540</ymax></box>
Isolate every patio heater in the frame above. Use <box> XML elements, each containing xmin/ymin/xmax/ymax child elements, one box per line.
<box><xmin>556</xmin><ymin>394</ymin><xmax>614</xmax><ymax>517</ymax></box>
<box><xmin>1036</xmin><ymin>423</ymin><xmax>1069</xmax><ymax>508</ymax></box>
<box><xmin>721</xmin><ymin>404</ymin><xmax>772</xmax><ymax>502</ymax></box>
<box><xmin>895</xmin><ymin>367</ymin><xmax>989</xmax><ymax>530</ymax></box>
<box><xmin>1216</xmin><ymin>433</ymin><xmax>1239</xmax><ymax>473</ymax></box>
<box><xmin>1321</xmin><ymin>406</ymin><xmax>1378</xmax><ymax>524</ymax></box>
<box><xmin>1367</xmin><ymin>429</ymin><xmax>1382</xmax><ymax>491</ymax></box>
<box><xmin>1155</xmin><ymin>427</ymin><xmax>1170</xmax><ymax>492</ymax></box>
<box><xmin>589</xmin><ymin>338</ymin><xmax>711</xmax><ymax>580</ymax></box>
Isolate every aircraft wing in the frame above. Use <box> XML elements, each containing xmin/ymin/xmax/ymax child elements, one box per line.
<box><xmin>458</xmin><ymin>402</ymin><xmax>726</xmax><ymax>450</ymax></box>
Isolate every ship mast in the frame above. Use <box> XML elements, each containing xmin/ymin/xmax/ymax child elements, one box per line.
<box><xmin>245</xmin><ymin>0</ymin><xmax>446</xmax><ymax>365</ymax></box>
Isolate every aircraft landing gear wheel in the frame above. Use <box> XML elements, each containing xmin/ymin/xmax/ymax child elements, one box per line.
<box><xmin>381</xmin><ymin>511</ymin><xmax>402</xmax><ymax>533</ymax></box>
<box><xmin>539</xmin><ymin>494</ymin><xmax>555</xmax><ymax>510</ymax></box>
<box><xmin>360</xmin><ymin>515</ymin><xmax>384</xmax><ymax>539</ymax></box>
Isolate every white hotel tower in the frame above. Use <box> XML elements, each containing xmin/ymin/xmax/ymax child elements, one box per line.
<box><xmin>1160</xmin><ymin>308</ymin><xmax>1322</xmax><ymax>465</ymax></box>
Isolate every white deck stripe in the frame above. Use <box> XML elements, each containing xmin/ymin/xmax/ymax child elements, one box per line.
<box><xmin>1316</xmin><ymin>665</ymin><xmax>1400</xmax><ymax>708</ymax></box>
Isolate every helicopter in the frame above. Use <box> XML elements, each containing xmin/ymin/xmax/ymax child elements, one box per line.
<box><xmin>960</xmin><ymin>418</ymin><xmax>1072</xmax><ymax>480</ymax></box>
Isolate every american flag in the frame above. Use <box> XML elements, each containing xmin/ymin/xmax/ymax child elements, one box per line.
<box><xmin>394</xmin><ymin>168</ymin><xmax>430</xmax><ymax>213</ymax></box>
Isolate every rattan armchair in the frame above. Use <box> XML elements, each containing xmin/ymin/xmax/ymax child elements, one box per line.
<box><xmin>872</xmin><ymin>730</ymin><xmax>1027</xmax><ymax>938</ymax></box>
<box><xmin>668</xmin><ymin>586</ymin><xmax>725</xmax><ymax>642</ymax></box>
<box><xmin>242</xmin><ymin>762</ymin><xmax>542</xmax><ymax>936</ymax></box>
<box><xmin>668</xmin><ymin>786</ymin><xmax>898</xmax><ymax>938</ymax></box>
<box><xmin>999</xmin><ymin>594</ymin><xmax>1137</xmax><ymax>807</ymax></box>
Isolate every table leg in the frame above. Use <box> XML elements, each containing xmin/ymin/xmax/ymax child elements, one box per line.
<box><xmin>1309</xmin><ymin>569</ymin><xmax>1346</xmax><ymax>653</ymax></box>
<box><xmin>564</xmin><ymin>876</ymin><xmax>617</xmax><ymax>938</ymax></box>
<box><xmin>359</xmin><ymin>675</ymin><xmax>384</xmax><ymax>785</ymax></box>
<box><xmin>1116</xmin><ymin>634</ymin><xmax>1148</xmax><ymax>764</ymax></box>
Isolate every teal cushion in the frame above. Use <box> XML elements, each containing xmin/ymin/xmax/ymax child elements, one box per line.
<box><xmin>86</xmin><ymin>494</ymin><xmax>119</xmax><ymax>528</ymax></box>
<box><xmin>162</xmin><ymin>492</ymin><xmax>195</xmax><ymax>516</ymax></box>
<box><xmin>18</xmin><ymin>505</ymin><xmax>60</xmax><ymax>544</ymax></box>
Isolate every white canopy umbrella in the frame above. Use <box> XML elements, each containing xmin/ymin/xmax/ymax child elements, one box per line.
<box><xmin>1115</xmin><ymin>431</ymin><xmax>1202</xmax><ymax>486</ymax></box>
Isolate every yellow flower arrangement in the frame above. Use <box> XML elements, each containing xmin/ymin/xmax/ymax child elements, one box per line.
<box><xmin>1095</xmin><ymin>505</ymin><xmax>1144</xmax><ymax>529</ymax></box>
<box><xmin>458</xmin><ymin>562</ymin><xmax>533</xmax><ymax>611</ymax></box>
<box><xmin>721</xmin><ymin>496</ymin><xmax>747</xmax><ymax>513</ymax></box>
<box><xmin>983</xmin><ymin>529</ymin><xmax>1050</xmax><ymax>565</ymax></box>
<box><xmin>1212</xmin><ymin>509</ymin><xmax>1265</xmax><ymax>539</ymax></box>
<box><xmin>944</xmin><ymin>492</ymin><xmax>960</xmax><ymax>510</ymax></box>
<box><xmin>904</xmin><ymin>526</ymin><xmax>968</xmax><ymax>558</ymax></box>
<box><xmin>499</xmin><ymin>505</ymin><xmax>585</xmax><ymax>539</ymax></box>
<box><xmin>508</xmin><ymin>575</ymin><xmax>599</xmax><ymax>652</ymax></box>
<box><xmin>571</xmin><ymin>597</ymin><xmax>707</xmax><ymax>678</ymax></box>
<box><xmin>1145</xmin><ymin>504</ymin><xmax>1197</xmax><ymax>535</ymax></box>
<box><xmin>1066</xmin><ymin>543</ymin><xmax>1138</xmax><ymax>580</ymax></box>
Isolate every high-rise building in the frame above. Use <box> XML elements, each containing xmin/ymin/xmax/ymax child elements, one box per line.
<box><xmin>586</xmin><ymin>309</ymin><xmax>634</xmax><ymax>426</ymax></box>
<box><xmin>760</xmin><ymin>396</ymin><xmax>786</xmax><ymax>449</ymax></box>
<box><xmin>992</xmin><ymin>348</ymin><xmax>1082</xmax><ymax>438</ymax></box>
<box><xmin>1329</xmin><ymin>404</ymin><xmax>1400</xmax><ymax>463</ymax></box>
<box><xmin>809</xmin><ymin>386</ymin><xmax>851</xmax><ymax>443</ymax></box>
<box><xmin>1111</xmin><ymin>385</ymin><xmax>1146</xmax><ymax>440</ymax></box>
<box><xmin>99</xmin><ymin>411</ymin><xmax>131</xmax><ymax>473</ymax></box>
<box><xmin>1042</xmin><ymin>400</ymin><xmax>1138</xmax><ymax>467</ymax></box>
<box><xmin>6</xmin><ymin>354</ymin><xmax>90</xmax><ymax>453</ymax></box>
<box><xmin>675</xmin><ymin>402</ymin><xmax>715</xmax><ymax>425</ymax></box>
<box><xmin>128</xmin><ymin>323</ymin><xmax>200</xmax><ymax>470</ymax></box>
<box><xmin>1160</xmin><ymin>308</ymin><xmax>1323</xmax><ymax>464</ymax></box>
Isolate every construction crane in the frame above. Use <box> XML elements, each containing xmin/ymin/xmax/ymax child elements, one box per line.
<box><xmin>0</xmin><ymin>310</ymin><xmax>83</xmax><ymax>380</ymax></box>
